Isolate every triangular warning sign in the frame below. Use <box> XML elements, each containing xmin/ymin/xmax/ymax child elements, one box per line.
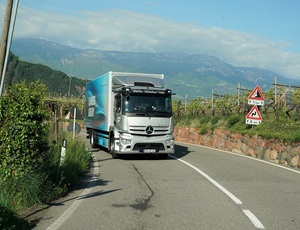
<box><xmin>248</xmin><ymin>86</ymin><xmax>264</xmax><ymax>100</ymax></box>
<box><xmin>246</xmin><ymin>105</ymin><xmax>262</xmax><ymax>120</ymax></box>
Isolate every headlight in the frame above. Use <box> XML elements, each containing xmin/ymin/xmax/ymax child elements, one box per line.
<box><xmin>167</xmin><ymin>139</ymin><xmax>174</xmax><ymax>146</ymax></box>
<box><xmin>120</xmin><ymin>138</ymin><xmax>131</xmax><ymax>145</ymax></box>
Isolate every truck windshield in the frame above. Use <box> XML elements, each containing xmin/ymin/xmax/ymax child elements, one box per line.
<box><xmin>123</xmin><ymin>94</ymin><xmax>172</xmax><ymax>117</ymax></box>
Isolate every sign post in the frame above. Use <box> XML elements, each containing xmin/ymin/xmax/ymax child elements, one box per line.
<box><xmin>60</xmin><ymin>139</ymin><xmax>67</xmax><ymax>166</ymax></box>
<box><xmin>73</xmin><ymin>107</ymin><xmax>76</xmax><ymax>139</ymax></box>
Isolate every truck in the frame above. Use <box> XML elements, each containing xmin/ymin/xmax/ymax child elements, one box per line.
<box><xmin>85</xmin><ymin>71</ymin><xmax>175</xmax><ymax>159</ymax></box>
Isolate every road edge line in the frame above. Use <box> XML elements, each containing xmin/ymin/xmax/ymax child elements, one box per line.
<box><xmin>175</xmin><ymin>141</ymin><xmax>300</xmax><ymax>175</ymax></box>
<box><xmin>46</xmin><ymin>156</ymin><xmax>99</xmax><ymax>230</ymax></box>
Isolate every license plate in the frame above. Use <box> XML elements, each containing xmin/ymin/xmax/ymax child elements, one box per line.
<box><xmin>143</xmin><ymin>149</ymin><xmax>156</xmax><ymax>153</ymax></box>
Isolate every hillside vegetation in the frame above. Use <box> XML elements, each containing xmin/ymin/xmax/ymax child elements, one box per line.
<box><xmin>4</xmin><ymin>53</ymin><xmax>88</xmax><ymax>97</ymax></box>
<box><xmin>173</xmin><ymin>88</ymin><xmax>300</xmax><ymax>143</ymax></box>
<box><xmin>4</xmin><ymin>52</ymin><xmax>300</xmax><ymax>143</ymax></box>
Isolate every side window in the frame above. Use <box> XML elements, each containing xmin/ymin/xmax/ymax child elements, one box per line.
<box><xmin>115</xmin><ymin>96</ymin><xmax>121</xmax><ymax>113</ymax></box>
<box><xmin>165</xmin><ymin>98</ymin><xmax>171</xmax><ymax>112</ymax></box>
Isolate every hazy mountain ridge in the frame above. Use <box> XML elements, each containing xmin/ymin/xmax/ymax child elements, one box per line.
<box><xmin>11</xmin><ymin>38</ymin><xmax>300</xmax><ymax>99</ymax></box>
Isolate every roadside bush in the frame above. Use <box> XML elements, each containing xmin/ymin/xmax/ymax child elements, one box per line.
<box><xmin>249</xmin><ymin>119</ymin><xmax>300</xmax><ymax>143</ymax></box>
<box><xmin>0</xmin><ymin>204</ymin><xmax>30</xmax><ymax>230</ymax></box>
<box><xmin>44</xmin><ymin>133</ymin><xmax>92</xmax><ymax>200</ymax></box>
<box><xmin>0</xmin><ymin>81</ymin><xmax>91</xmax><ymax>229</ymax></box>
<box><xmin>199</xmin><ymin>116</ymin><xmax>210</xmax><ymax>125</ymax></box>
<box><xmin>0</xmin><ymin>132</ymin><xmax>91</xmax><ymax>228</ymax></box>
<box><xmin>0</xmin><ymin>81</ymin><xmax>50</xmax><ymax>180</ymax></box>
<box><xmin>174</xmin><ymin>114</ymin><xmax>193</xmax><ymax>126</ymax></box>
<box><xmin>211</xmin><ymin>115</ymin><xmax>221</xmax><ymax>125</ymax></box>
<box><xmin>0</xmin><ymin>172</ymin><xmax>44</xmax><ymax>211</ymax></box>
<box><xmin>199</xmin><ymin>126</ymin><xmax>209</xmax><ymax>135</ymax></box>
<box><xmin>227</xmin><ymin>114</ymin><xmax>241</xmax><ymax>128</ymax></box>
<box><xmin>61</xmin><ymin>134</ymin><xmax>92</xmax><ymax>187</ymax></box>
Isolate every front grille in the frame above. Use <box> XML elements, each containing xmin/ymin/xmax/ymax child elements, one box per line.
<box><xmin>129</xmin><ymin>125</ymin><xmax>169</xmax><ymax>135</ymax></box>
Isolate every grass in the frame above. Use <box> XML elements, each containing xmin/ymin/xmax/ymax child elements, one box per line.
<box><xmin>0</xmin><ymin>132</ymin><xmax>92</xmax><ymax>229</ymax></box>
<box><xmin>0</xmin><ymin>205</ymin><xmax>31</xmax><ymax>230</ymax></box>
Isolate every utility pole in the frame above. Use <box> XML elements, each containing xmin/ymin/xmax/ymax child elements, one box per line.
<box><xmin>184</xmin><ymin>94</ymin><xmax>188</xmax><ymax>113</ymax></box>
<box><xmin>0</xmin><ymin>0</ymin><xmax>13</xmax><ymax>86</ymax></box>
<box><xmin>211</xmin><ymin>89</ymin><xmax>214</xmax><ymax>116</ymax></box>
<box><xmin>274</xmin><ymin>76</ymin><xmax>277</xmax><ymax>105</ymax></box>
<box><xmin>0</xmin><ymin>0</ymin><xmax>19</xmax><ymax>96</ymax></box>
<box><xmin>237</xmin><ymin>83</ymin><xmax>240</xmax><ymax>107</ymax></box>
<box><xmin>68</xmin><ymin>75</ymin><xmax>72</xmax><ymax>98</ymax></box>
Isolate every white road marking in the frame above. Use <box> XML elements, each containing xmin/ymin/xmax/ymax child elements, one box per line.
<box><xmin>243</xmin><ymin>210</ymin><xmax>265</xmax><ymax>229</ymax></box>
<box><xmin>170</xmin><ymin>155</ymin><xmax>265</xmax><ymax>229</ymax></box>
<box><xmin>46</xmin><ymin>156</ymin><xmax>99</xmax><ymax>230</ymax></box>
<box><xmin>170</xmin><ymin>155</ymin><xmax>243</xmax><ymax>204</ymax></box>
<box><xmin>176</xmin><ymin>141</ymin><xmax>300</xmax><ymax>175</ymax></box>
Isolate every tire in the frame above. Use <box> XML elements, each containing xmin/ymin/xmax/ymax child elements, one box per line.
<box><xmin>90</xmin><ymin>130</ymin><xmax>97</xmax><ymax>148</ymax></box>
<box><xmin>110</xmin><ymin>137</ymin><xmax>118</xmax><ymax>159</ymax></box>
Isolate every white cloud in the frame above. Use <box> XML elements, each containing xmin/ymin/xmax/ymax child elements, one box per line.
<box><xmin>2</xmin><ymin>5</ymin><xmax>300</xmax><ymax>79</ymax></box>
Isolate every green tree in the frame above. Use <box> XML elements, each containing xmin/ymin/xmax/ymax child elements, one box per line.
<box><xmin>188</xmin><ymin>97</ymin><xmax>208</xmax><ymax>116</ymax></box>
<box><xmin>215</xmin><ymin>94</ymin><xmax>237</xmax><ymax>115</ymax></box>
<box><xmin>0</xmin><ymin>81</ymin><xmax>50</xmax><ymax>180</ymax></box>
<box><xmin>172</xmin><ymin>99</ymin><xmax>183</xmax><ymax>118</ymax></box>
<box><xmin>292</xmin><ymin>88</ymin><xmax>300</xmax><ymax>119</ymax></box>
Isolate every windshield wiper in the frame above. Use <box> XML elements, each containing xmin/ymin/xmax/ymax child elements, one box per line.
<box><xmin>135</xmin><ymin>112</ymin><xmax>146</xmax><ymax>116</ymax></box>
<box><xmin>153</xmin><ymin>111</ymin><xmax>170</xmax><ymax>117</ymax></box>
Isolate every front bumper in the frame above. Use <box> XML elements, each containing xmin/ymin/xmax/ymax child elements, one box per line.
<box><xmin>115</xmin><ymin>133</ymin><xmax>175</xmax><ymax>154</ymax></box>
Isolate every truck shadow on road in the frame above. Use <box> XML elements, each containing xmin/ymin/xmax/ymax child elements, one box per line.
<box><xmin>173</xmin><ymin>144</ymin><xmax>193</xmax><ymax>158</ymax></box>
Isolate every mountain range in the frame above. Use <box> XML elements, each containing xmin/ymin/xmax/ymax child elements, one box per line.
<box><xmin>11</xmin><ymin>38</ymin><xmax>300</xmax><ymax>100</ymax></box>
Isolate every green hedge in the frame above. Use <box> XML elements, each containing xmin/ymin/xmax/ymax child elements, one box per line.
<box><xmin>0</xmin><ymin>81</ymin><xmax>50</xmax><ymax>180</ymax></box>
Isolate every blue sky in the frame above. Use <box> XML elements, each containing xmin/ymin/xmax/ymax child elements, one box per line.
<box><xmin>0</xmin><ymin>0</ymin><xmax>300</xmax><ymax>79</ymax></box>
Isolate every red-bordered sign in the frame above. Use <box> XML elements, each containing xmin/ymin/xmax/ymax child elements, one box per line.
<box><xmin>245</xmin><ymin>105</ymin><xmax>262</xmax><ymax>125</ymax></box>
<box><xmin>248</xmin><ymin>85</ymin><xmax>264</xmax><ymax>105</ymax></box>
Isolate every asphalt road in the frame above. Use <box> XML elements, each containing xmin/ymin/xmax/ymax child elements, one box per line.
<box><xmin>30</xmin><ymin>134</ymin><xmax>300</xmax><ymax>230</ymax></box>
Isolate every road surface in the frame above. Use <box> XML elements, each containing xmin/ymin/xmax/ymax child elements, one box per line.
<box><xmin>29</xmin><ymin>135</ymin><xmax>300</xmax><ymax>229</ymax></box>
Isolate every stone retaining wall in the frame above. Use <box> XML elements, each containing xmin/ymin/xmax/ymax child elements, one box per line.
<box><xmin>174</xmin><ymin>127</ymin><xmax>300</xmax><ymax>168</ymax></box>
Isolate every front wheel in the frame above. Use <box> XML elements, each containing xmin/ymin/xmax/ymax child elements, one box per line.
<box><xmin>110</xmin><ymin>137</ymin><xmax>118</xmax><ymax>159</ymax></box>
<box><xmin>90</xmin><ymin>130</ymin><xmax>97</xmax><ymax>148</ymax></box>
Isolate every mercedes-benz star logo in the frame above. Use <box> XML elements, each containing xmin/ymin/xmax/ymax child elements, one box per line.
<box><xmin>145</xmin><ymin>126</ymin><xmax>154</xmax><ymax>134</ymax></box>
